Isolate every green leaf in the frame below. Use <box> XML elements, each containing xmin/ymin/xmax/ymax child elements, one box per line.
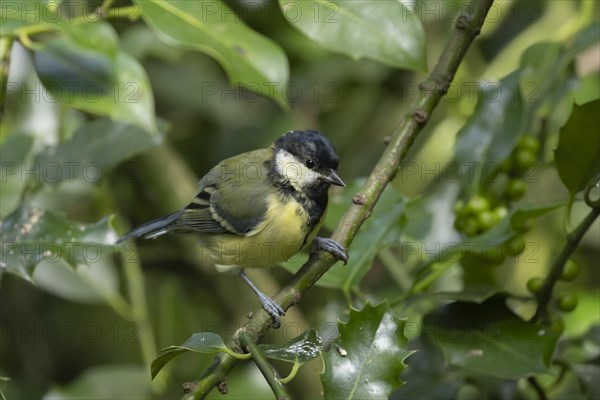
<box><xmin>423</xmin><ymin>295</ymin><xmax>560</xmax><ymax>379</ymax></box>
<box><xmin>151</xmin><ymin>332</ymin><xmax>244</xmax><ymax>379</ymax></box>
<box><xmin>32</xmin><ymin>255</ymin><xmax>119</xmax><ymax>304</ymax></box>
<box><xmin>0</xmin><ymin>134</ymin><xmax>34</xmax><ymax>164</ymax></box>
<box><xmin>0</xmin><ymin>205</ymin><xmax>118</xmax><ymax>281</ymax></box>
<box><xmin>259</xmin><ymin>329</ymin><xmax>322</xmax><ymax>364</ymax></box>
<box><xmin>135</xmin><ymin>0</ymin><xmax>289</xmax><ymax>108</ymax></box>
<box><xmin>392</xmin><ymin>336</ymin><xmax>463</xmax><ymax>400</ymax></box>
<box><xmin>279</xmin><ymin>0</ymin><xmax>426</xmax><ymax>72</ymax></box>
<box><xmin>32</xmin><ymin>22</ymin><xmax>158</xmax><ymax>134</ymax></box>
<box><xmin>34</xmin><ymin>119</ymin><xmax>162</xmax><ymax>184</ymax></box>
<box><xmin>555</xmin><ymin>99</ymin><xmax>600</xmax><ymax>196</ymax></box>
<box><xmin>574</xmin><ymin>74</ymin><xmax>600</xmax><ymax>105</ymax></box>
<box><xmin>454</xmin><ymin>71</ymin><xmax>524</xmax><ymax>193</ymax></box>
<box><xmin>0</xmin><ymin>134</ymin><xmax>34</xmax><ymax>217</ymax></box>
<box><xmin>322</xmin><ymin>302</ymin><xmax>412</xmax><ymax>399</ymax></box>
<box><xmin>43</xmin><ymin>365</ymin><xmax>151</xmax><ymax>399</ymax></box>
<box><xmin>0</xmin><ymin>0</ymin><xmax>56</xmax><ymax>36</ymax></box>
<box><xmin>431</xmin><ymin>285</ymin><xmax>500</xmax><ymax>304</ymax></box>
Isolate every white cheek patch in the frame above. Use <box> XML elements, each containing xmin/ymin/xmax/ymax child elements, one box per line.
<box><xmin>275</xmin><ymin>150</ymin><xmax>319</xmax><ymax>190</ymax></box>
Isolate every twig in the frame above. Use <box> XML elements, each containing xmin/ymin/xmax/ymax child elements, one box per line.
<box><xmin>190</xmin><ymin>1</ymin><xmax>495</xmax><ymax>398</ymax></box>
<box><xmin>99</xmin><ymin>0</ymin><xmax>115</xmax><ymax>14</ymax></box>
<box><xmin>121</xmin><ymin>245</ymin><xmax>165</xmax><ymax>392</ymax></box>
<box><xmin>0</xmin><ymin>36</ymin><xmax>13</xmax><ymax>117</ymax></box>
<box><xmin>527</xmin><ymin>376</ymin><xmax>548</xmax><ymax>400</ymax></box>
<box><xmin>532</xmin><ymin>203</ymin><xmax>600</xmax><ymax>323</ymax></box>
<box><xmin>238</xmin><ymin>332</ymin><xmax>291</xmax><ymax>400</ymax></box>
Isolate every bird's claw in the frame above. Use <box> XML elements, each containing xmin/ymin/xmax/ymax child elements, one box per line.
<box><xmin>258</xmin><ymin>293</ymin><xmax>285</xmax><ymax>328</ymax></box>
<box><xmin>313</xmin><ymin>237</ymin><xmax>349</xmax><ymax>264</ymax></box>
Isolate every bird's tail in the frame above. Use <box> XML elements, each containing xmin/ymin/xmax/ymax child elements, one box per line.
<box><xmin>116</xmin><ymin>210</ymin><xmax>183</xmax><ymax>244</ymax></box>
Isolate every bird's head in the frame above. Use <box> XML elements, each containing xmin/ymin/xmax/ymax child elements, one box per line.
<box><xmin>272</xmin><ymin>130</ymin><xmax>344</xmax><ymax>193</ymax></box>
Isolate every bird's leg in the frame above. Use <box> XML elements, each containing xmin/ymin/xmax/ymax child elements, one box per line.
<box><xmin>239</xmin><ymin>270</ymin><xmax>285</xmax><ymax>328</ymax></box>
<box><xmin>312</xmin><ymin>237</ymin><xmax>349</xmax><ymax>264</ymax></box>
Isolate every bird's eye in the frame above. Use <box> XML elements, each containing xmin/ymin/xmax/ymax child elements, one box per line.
<box><xmin>305</xmin><ymin>159</ymin><xmax>316</xmax><ymax>169</ymax></box>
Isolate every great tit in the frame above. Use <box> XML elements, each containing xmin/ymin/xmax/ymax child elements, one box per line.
<box><xmin>117</xmin><ymin>130</ymin><xmax>348</xmax><ymax>327</ymax></box>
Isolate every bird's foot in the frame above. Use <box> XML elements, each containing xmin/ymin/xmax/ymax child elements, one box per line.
<box><xmin>313</xmin><ymin>237</ymin><xmax>349</xmax><ymax>264</ymax></box>
<box><xmin>257</xmin><ymin>293</ymin><xmax>285</xmax><ymax>328</ymax></box>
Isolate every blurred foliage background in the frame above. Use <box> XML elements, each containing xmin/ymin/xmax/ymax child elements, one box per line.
<box><xmin>1</xmin><ymin>0</ymin><xmax>599</xmax><ymax>399</ymax></box>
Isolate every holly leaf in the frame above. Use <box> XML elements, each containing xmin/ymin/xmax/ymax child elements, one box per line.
<box><xmin>423</xmin><ymin>295</ymin><xmax>560</xmax><ymax>379</ymax></box>
<box><xmin>279</xmin><ymin>0</ymin><xmax>426</xmax><ymax>72</ymax></box>
<box><xmin>151</xmin><ymin>332</ymin><xmax>247</xmax><ymax>379</ymax></box>
<box><xmin>135</xmin><ymin>0</ymin><xmax>289</xmax><ymax>109</ymax></box>
<box><xmin>0</xmin><ymin>205</ymin><xmax>118</xmax><ymax>281</ymax></box>
<box><xmin>259</xmin><ymin>329</ymin><xmax>322</xmax><ymax>364</ymax></box>
<box><xmin>555</xmin><ymin>99</ymin><xmax>600</xmax><ymax>196</ymax></box>
<box><xmin>393</xmin><ymin>336</ymin><xmax>463</xmax><ymax>400</ymax></box>
<box><xmin>322</xmin><ymin>302</ymin><xmax>412</xmax><ymax>399</ymax></box>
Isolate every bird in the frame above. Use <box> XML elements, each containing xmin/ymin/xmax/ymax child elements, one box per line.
<box><xmin>117</xmin><ymin>130</ymin><xmax>348</xmax><ymax>327</ymax></box>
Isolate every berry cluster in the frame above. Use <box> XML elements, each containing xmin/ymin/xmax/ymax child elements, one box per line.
<box><xmin>527</xmin><ymin>259</ymin><xmax>580</xmax><ymax>314</ymax></box>
<box><xmin>498</xmin><ymin>135</ymin><xmax>541</xmax><ymax>201</ymax></box>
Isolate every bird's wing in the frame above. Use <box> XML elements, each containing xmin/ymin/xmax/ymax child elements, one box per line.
<box><xmin>169</xmin><ymin>149</ymin><xmax>272</xmax><ymax>236</ymax></box>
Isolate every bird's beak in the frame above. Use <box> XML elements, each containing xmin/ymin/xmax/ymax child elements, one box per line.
<box><xmin>324</xmin><ymin>170</ymin><xmax>346</xmax><ymax>187</ymax></box>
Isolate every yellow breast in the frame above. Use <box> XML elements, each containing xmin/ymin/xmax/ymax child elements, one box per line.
<box><xmin>208</xmin><ymin>193</ymin><xmax>312</xmax><ymax>271</ymax></box>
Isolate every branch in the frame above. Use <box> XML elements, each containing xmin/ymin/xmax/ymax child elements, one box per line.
<box><xmin>191</xmin><ymin>1</ymin><xmax>495</xmax><ymax>397</ymax></box>
<box><xmin>532</xmin><ymin>189</ymin><xmax>600</xmax><ymax>322</ymax></box>
<box><xmin>0</xmin><ymin>36</ymin><xmax>13</xmax><ymax>117</ymax></box>
<box><xmin>527</xmin><ymin>376</ymin><xmax>548</xmax><ymax>400</ymax></box>
<box><xmin>239</xmin><ymin>332</ymin><xmax>291</xmax><ymax>400</ymax></box>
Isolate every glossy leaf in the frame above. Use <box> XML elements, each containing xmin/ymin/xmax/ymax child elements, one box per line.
<box><xmin>259</xmin><ymin>329</ymin><xmax>322</xmax><ymax>364</ymax></box>
<box><xmin>135</xmin><ymin>0</ymin><xmax>289</xmax><ymax>108</ymax></box>
<box><xmin>393</xmin><ymin>336</ymin><xmax>463</xmax><ymax>400</ymax></box>
<box><xmin>279</xmin><ymin>0</ymin><xmax>426</xmax><ymax>71</ymax></box>
<box><xmin>423</xmin><ymin>296</ymin><xmax>560</xmax><ymax>379</ymax></box>
<box><xmin>151</xmin><ymin>332</ymin><xmax>245</xmax><ymax>379</ymax></box>
<box><xmin>32</xmin><ymin>254</ymin><xmax>120</xmax><ymax>304</ymax></box>
<box><xmin>454</xmin><ymin>71</ymin><xmax>524</xmax><ymax>193</ymax></box>
<box><xmin>32</xmin><ymin>22</ymin><xmax>158</xmax><ymax>134</ymax></box>
<box><xmin>555</xmin><ymin>99</ymin><xmax>600</xmax><ymax>196</ymax></box>
<box><xmin>34</xmin><ymin>119</ymin><xmax>162</xmax><ymax>184</ymax></box>
<box><xmin>0</xmin><ymin>134</ymin><xmax>34</xmax><ymax>217</ymax></box>
<box><xmin>322</xmin><ymin>302</ymin><xmax>412</xmax><ymax>399</ymax></box>
<box><xmin>0</xmin><ymin>205</ymin><xmax>117</xmax><ymax>281</ymax></box>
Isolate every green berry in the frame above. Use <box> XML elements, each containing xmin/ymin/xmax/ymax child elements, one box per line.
<box><xmin>550</xmin><ymin>316</ymin><xmax>565</xmax><ymax>334</ymax></box>
<box><xmin>514</xmin><ymin>218</ymin><xmax>535</xmax><ymax>233</ymax></box>
<box><xmin>505</xmin><ymin>237</ymin><xmax>526</xmax><ymax>256</ymax></box>
<box><xmin>513</xmin><ymin>149</ymin><xmax>537</xmax><ymax>175</ymax></box>
<box><xmin>483</xmin><ymin>245</ymin><xmax>505</xmax><ymax>265</ymax></box>
<box><xmin>560</xmin><ymin>259</ymin><xmax>581</xmax><ymax>282</ymax></box>
<box><xmin>492</xmin><ymin>206</ymin><xmax>508</xmax><ymax>221</ymax></box>
<box><xmin>517</xmin><ymin>136</ymin><xmax>541</xmax><ymax>154</ymax></box>
<box><xmin>526</xmin><ymin>277</ymin><xmax>544</xmax><ymax>294</ymax></box>
<box><xmin>557</xmin><ymin>292</ymin><xmax>578</xmax><ymax>312</ymax></box>
<box><xmin>477</xmin><ymin>210</ymin><xmax>496</xmax><ymax>231</ymax></box>
<box><xmin>465</xmin><ymin>195</ymin><xmax>490</xmax><ymax>214</ymax></box>
<box><xmin>462</xmin><ymin>217</ymin><xmax>480</xmax><ymax>237</ymax></box>
<box><xmin>506</xmin><ymin>179</ymin><xmax>526</xmax><ymax>201</ymax></box>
